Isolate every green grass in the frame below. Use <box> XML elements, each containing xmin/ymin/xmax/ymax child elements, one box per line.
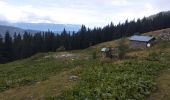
<box><xmin>0</xmin><ymin>52</ymin><xmax>88</xmax><ymax>92</ymax></box>
<box><xmin>55</xmin><ymin>50</ymin><xmax>170</xmax><ymax>100</ymax></box>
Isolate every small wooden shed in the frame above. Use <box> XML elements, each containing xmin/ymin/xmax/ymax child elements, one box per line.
<box><xmin>128</xmin><ymin>35</ymin><xmax>155</xmax><ymax>49</ymax></box>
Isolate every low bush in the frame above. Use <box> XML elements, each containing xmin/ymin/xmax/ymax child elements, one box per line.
<box><xmin>57</xmin><ymin>55</ymin><xmax>170</xmax><ymax>100</ymax></box>
<box><xmin>147</xmin><ymin>52</ymin><xmax>160</xmax><ymax>61</ymax></box>
<box><xmin>92</xmin><ymin>51</ymin><xmax>97</xmax><ymax>59</ymax></box>
<box><xmin>117</xmin><ymin>38</ymin><xmax>128</xmax><ymax>59</ymax></box>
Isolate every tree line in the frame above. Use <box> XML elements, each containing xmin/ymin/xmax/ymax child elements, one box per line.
<box><xmin>0</xmin><ymin>12</ymin><xmax>170</xmax><ymax>63</ymax></box>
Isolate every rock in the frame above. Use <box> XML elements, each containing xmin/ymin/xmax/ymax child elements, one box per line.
<box><xmin>158</xmin><ymin>32</ymin><xmax>170</xmax><ymax>41</ymax></box>
<box><xmin>44</xmin><ymin>56</ymin><xmax>50</xmax><ymax>58</ymax></box>
<box><xmin>69</xmin><ymin>75</ymin><xmax>80</xmax><ymax>81</ymax></box>
<box><xmin>55</xmin><ymin>53</ymin><xmax>80</xmax><ymax>59</ymax></box>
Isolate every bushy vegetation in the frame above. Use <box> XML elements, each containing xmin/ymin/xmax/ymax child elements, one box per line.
<box><xmin>147</xmin><ymin>52</ymin><xmax>160</xmax><ymax>61</ymax></box>
<box><xmin>117</xmin><ymin>38</ymin><xmax>128</xmax><ymax>59</ymax></box>
<box><xmin>56</xmin><ymin>51</ymin><xmax>170</xmax><ymax>100</ymax></box>
<box><xmin>92</xmin><ymin>51</ymin><xmax>97</xmax><ymax>59</ymax></box>
<box><xmin>154</xmin><ymin>41</ymin><xmax>170</xmax><ymax>49</ymax></box>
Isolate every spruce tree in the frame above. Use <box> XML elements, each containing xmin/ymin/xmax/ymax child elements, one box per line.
<box><xmin>4</xmin><ymin>31</ymin><xmax>13</xmax><ymax>61</ymax></box>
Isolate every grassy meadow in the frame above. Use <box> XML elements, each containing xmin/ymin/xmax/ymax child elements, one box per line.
<box><xmin>0</xmin><ymin>28</ymin><xmax>170</xmax><ymax>99</ymax></box>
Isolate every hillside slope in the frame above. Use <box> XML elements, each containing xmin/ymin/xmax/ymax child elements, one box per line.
<box><xmin>149</xmin><ymin>10</ymin><xmax>170</xmax><ymax>19</ymax></box>
<box><xmin>0</xmin><ymin>28</ymin><xmax>170</xmax><ymax>99</ymax></box>
<box><xmin>91</xmin><ymin>28</ymin><xmax>170</xmax><ymax>49</ymax></box>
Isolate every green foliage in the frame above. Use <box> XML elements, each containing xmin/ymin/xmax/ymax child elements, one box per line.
<box><xmin>92</xmin><ymin>51</ymin><xmax>97</xmax><ymax>59</ymax></box>
<box><xmin>117</xmin><ymin>38</ymin><xmax>128</xmax><ymax>59</ymax></box>
<box><xmin>57</xmin><ymin>53</ymin><xmax>170</xmax><ymax>100</ymax></box>
<box><xmin>147</xmin><ymin>52</ymin><xmax>160</xmax><ymax>61</ymax></box>
<box><xmin>154</xmin><ymin>41</ymin><xmax>170</xmax><ymax>49</ymax></box>
<box><xmin>0</xmin><ymin>54</ymin><xmax>87</xmax><ymax>92</ymax></box>
<box><xmin>0</xmin><ymin>38</ymin><xmax>169</xmax><ymax>99</ymax></box>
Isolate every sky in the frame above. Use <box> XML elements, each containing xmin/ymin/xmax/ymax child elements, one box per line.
<box><xmin>0</xmin><ymin>0</ymin><xmax>170</xmax><ymax>27</ymax></box>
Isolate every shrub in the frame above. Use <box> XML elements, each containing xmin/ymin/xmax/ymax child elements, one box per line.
<box><xmin>92</xmin><ymin>51</ymin><xmax>97</xmax><ymax>59</ymax></box>
<box><xmin>154</xmin><ymin>41</ymin><xmax>170</xmax><ymax>49</ymax></box>
<box><xmin>57</xmin><ymin>59</ymin><xmax>168</xmax><ymax>100</ymax></box>
<box><xmin>117</xmin><ymin>38</ymin><xmax>128</xmax><ymax>59</ymax></box>
<box><xmin>147</xmin><ymin>52</ymin><xmax>160</xmax><ymax>61</ymax></box>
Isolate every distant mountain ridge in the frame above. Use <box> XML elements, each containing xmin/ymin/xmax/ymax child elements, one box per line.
<box><xmin>0</xmin><ymin>21</ymin><xmax>81</xmax><ymax>33</ymax></box>
<box><xmin>0</xmin><ymin>21</ymin><xmax>81</xmax><ymax>36</ymax></box>
<box><xmin>13</xmin><ymin>23</ymin><xmax>81</xmax><ymax>32</ymax></box>
<box><xmin>0</xmin><ymin>25</ymin><xmax>38</xmax><ymax>36</ymax></box>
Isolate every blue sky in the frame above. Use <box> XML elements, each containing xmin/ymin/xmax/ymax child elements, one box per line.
<box><xmin>0</xmin><ymin>0</ymin><xmax>170</xmax><ymax>27</ymax></box>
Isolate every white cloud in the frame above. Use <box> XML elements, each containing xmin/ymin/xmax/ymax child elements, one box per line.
<box><xmin>0</xmin><ymin>1</ymin><xmax>104</xmax><ymax>26</ymax></box>
<box><xmin>141</xmin><ymin>2</ymin><xmax>162</xmax><ymax>17</ymax></box>
<box><xmin>111</xmin><ymin>0</ymin><xmax>129</xmax><ymax>6</ymax></box>
<box><xmin>0</xmin><ymin>0</ymin><xmax>169</xmax><ymax>27</ymax></box>
<box><xmin>0</xmin><ymin>1</ymin><xmax>26</xmax><ymax>22</ymax></box>
<box><xmin>145</xmin><ymin>3</ymin><xmax>153</xmax><ymax>10</ymax></box>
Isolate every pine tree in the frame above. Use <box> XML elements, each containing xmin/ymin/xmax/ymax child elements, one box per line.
<box><xmin>21</xmin><ymin>31</ymin><xmax>33</xmax><ymax>58</ymax></box>
<box><xmin>0</xmin><ymin>34</ymin><xmax>4</xmax><ymax>63</ymax></box>
<box><xmin>4</xmin><ymin>31</ymin><xmax>13</xmax><ymax>61</ymax></box>
<box><xmin>13</xmin><ymin>33</ymin><xmax>22</xmax><ymax>59</ymax></box>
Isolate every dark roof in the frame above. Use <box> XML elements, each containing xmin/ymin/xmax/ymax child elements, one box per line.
<box><xmin>128</xmin><ymin>35</ymin><xmax>154</xmax><ymax>42</ymax></box>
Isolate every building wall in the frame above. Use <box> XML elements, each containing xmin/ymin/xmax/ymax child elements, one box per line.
<box><xmin>129</xmin><ymin>41</ymin><xmax>148</xmax><ymax>49</ymax></box>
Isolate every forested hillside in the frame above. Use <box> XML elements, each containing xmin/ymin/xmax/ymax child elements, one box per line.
<box><xmin>0</xmin><ymin>12</ymin><xmax>170</xmax><ymax>63</ymax></box>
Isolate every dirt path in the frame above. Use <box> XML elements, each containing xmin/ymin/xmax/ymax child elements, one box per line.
<box><xmin>0</xmin><ymin>67</ymin><xmax>81</xmax><ymax>100</ymax></box>
<box><xmin>147</xmin><ymin>68</ymin><xmax>170</xmax><ymax>100</ymax></box>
